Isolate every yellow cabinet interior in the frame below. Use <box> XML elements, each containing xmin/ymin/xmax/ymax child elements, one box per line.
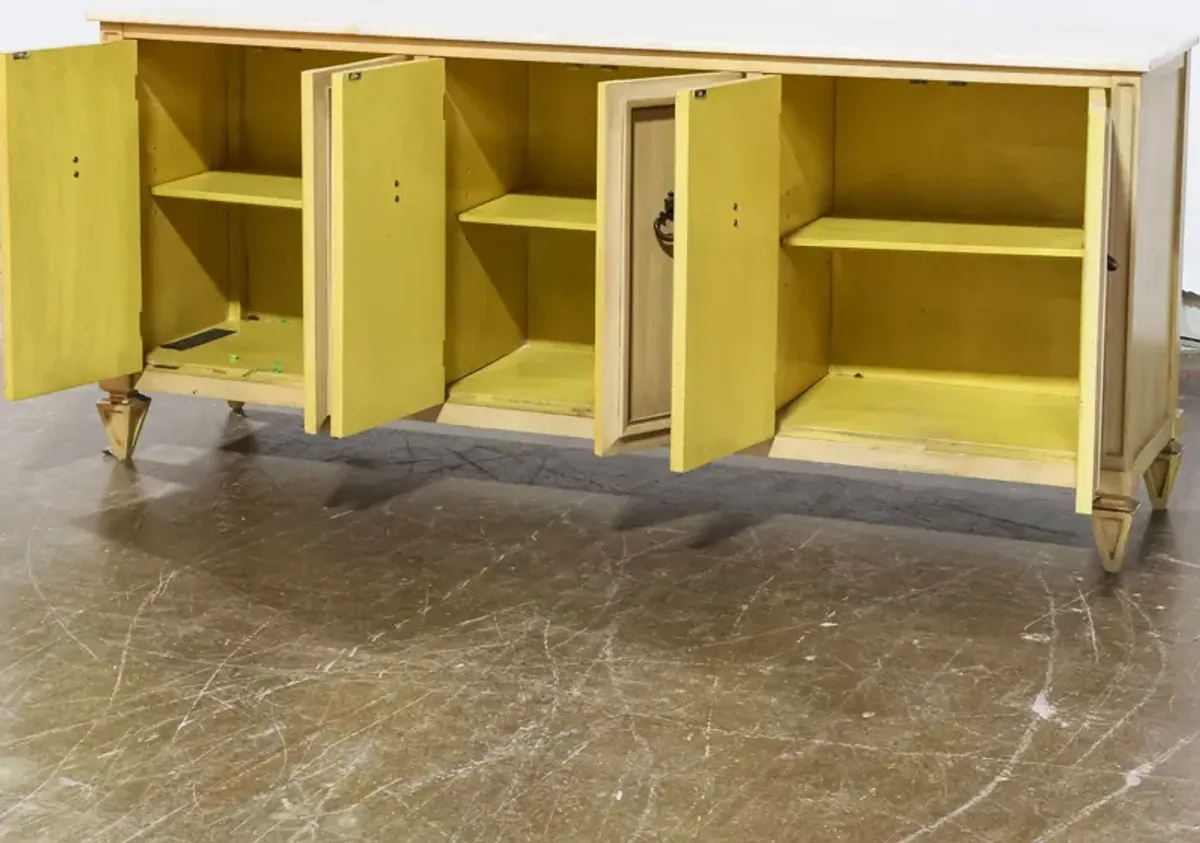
<box><xmin>0</xmin><ymin>30</ymin><xmax>1189</xmax><ymax>573</ymax></box>
<box><xmin>769</xmin><ymin>81</ymin><xmax>1110</xmax><ymax>513</ymax></box>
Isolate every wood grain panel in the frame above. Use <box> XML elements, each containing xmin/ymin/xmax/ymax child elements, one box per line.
<box><xmin>1100</xmin><ymin>83</ymin><xmax>1137</xmax><ymax>468</ymax></box>
<box><xmin>1124</xmin><ymin>63</ymin><xmax>1186</xmax><ymax>460</ymax></box>
<box><xmin>627</xmin><ymin>105</ymin><xmax>675</xmax><ymax>425</ymax></box>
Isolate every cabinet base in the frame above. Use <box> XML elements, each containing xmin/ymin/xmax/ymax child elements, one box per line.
<box><xmin>1091</xmin><ymin>495</ymin><xmax>1139</xmax><ymax>573</ymax></box>
<box><xmin>97</xmin><ymin>392</ymin><xmax>151</xmax><ymax>462</ymax></box>
<box><xmin>1143</xmin><ymin>440</ymin><xmax>1184</xmax><ymax>510</ymax></box>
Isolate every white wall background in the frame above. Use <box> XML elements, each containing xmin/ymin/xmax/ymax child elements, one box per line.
<box><xmin>0</xmin><ymin>0</ymin><xmax>1197</xmax><ymax>293</ymax></box>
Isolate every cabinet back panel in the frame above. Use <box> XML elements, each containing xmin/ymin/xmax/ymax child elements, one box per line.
<box><xmin>627</xmin><ymin>104</ymin><xmax>675</xmax><ymax>423</ymax></box>
<box><xmin>527</xmin><ymin>64</ymin><xmax>665</xmax><ymax>194</ymax></box>
<box><xmin>528</xmin><ymin>230</ymin><xmax>594</xmax><ymax>343</ymax></box>
<box><xmin>138</xmin><ymin>41</ymin><xmax>230</xmax><ymax>349</ymax></box>
<box><xmin>776</xmin><ymin>75</ymin><xmax>835</xmax><ymax>409</ymax></box>
<box><xmin>240</xmin><ymin>48</ymin><xmax>359</xmax><ymax>175</ymax></box>
<box><xmin>245</xmin><ymin>207</ymin><xmax>304</xmax><ymax>318</ymax></box>
<box><xmin>237</xmin><ymin>51</ymin><xmax>387</xmax><ymax>333</ymax></box>
<box><xmin>523</xmin><ymin>64</ymin><xmax>666</xmax><ymax>350</ymax></box>
<box><xmin>834</xmin><ymin>80</ymin><xmax>1088</xmax><ymax>226</ymax></box>
<box><xmin>445</xmin><ymin>59</ymin><xmax>530</xmax><ymax>381</ymax></box>
<box><xmin>831</xmin><ymin>251</ymin><xmax>1080</xmax><ymax>378</ymax></box>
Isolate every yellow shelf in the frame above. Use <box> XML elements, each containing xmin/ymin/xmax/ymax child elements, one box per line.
<box><xmin>459</xmin><ymin>193</ymin><xmax>597</xmax><ymax>232</ymax></box>
<box><xmin>146</xmin><ymin>316</ymin><xmax>304</xmax><ymax>386</ymax></box>
<box><xmin>151</xmin><ymin>171</ymin><xmax>303</xmax><ymax>209</ymax></box>
<box><xmin>783</xmin><ymin>216</ymin><xmax>1084</xmax><ymax>258</ymax></box>
<box><xmin>777</xmin><ymin>369</ymin><xmax>1078</xmax><ymax>463</ymax></box>
<box><xmin>448</xmin><ymin>341</ymin><xmax>594</xmax><ymax>417</ymax></box>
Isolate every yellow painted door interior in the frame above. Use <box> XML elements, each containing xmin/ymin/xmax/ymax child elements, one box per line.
<box><xmin>1</xmin><ymin>42</ymin><xmax>142</xmax><ymax>400</ymax></box>
<box><xmin>1074</xmin><ymin>88</ymin><xmax>1113</xmax><ymax>514</ymax></box>
<box><xmin>670</xmin><ymin>75</ymin><xmax>782</xmax><ymax>472</ymax></box>
<box><xmin>328</xmin><ymin>58</ymin><xmax>447</xmax><ymax>438</ymax></box>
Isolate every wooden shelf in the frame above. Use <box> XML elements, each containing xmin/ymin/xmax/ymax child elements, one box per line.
<box><xmin>783</xmin><ymin>216</ymin><xmax>1084</xmax><ymax>258</ymax></box>
<box><xmin>459</xmin><ymin>193</ymin><xmax>597</xmax><ymax>232</ymax></box>
<box><xmin>777</xmin><ymin>369</ymin><xmax>1078</xmax><ymax>464</ymax></box>
<box><xmin>146</xmin><ymin>316</ymin><xmax>304</xmax><ymax>390</ymax></box>
<box><xmin>151</xmin><ymin>171</ymin><xmax>303</xmax><ymax>209</ymax></box>
<box><xmin>447</xmin><ymin>341</ymin><xmax>594</xmax><ymax>417</ymax></box>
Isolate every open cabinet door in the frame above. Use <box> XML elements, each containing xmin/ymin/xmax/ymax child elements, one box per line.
<box><xmin>595</xmin><ymin>72</ymin><xmax>740</xmax><ymax>455</ymax></box>
<box><xmin>670</xmin><ymin>75</ymin><xmax>781</xmax><ymax>472</ymax></box>
<box><xmin>1</xmin><ymin>42</ymin><xmax>142</xmax><ymax>400</ymax></box>
<box><xmin>306</xmin><ymin>56</ymin><xmax>446</xmax><ymax>438</ymax></box>
<box><xmin>1076</xmin><ymin>88</ymin><xmax>1113</xmax><ymax>514</ymax></box>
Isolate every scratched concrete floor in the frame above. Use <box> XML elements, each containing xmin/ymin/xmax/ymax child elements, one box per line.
<box><xmin>2</xmin><ymin>364</ymin><xmax>1200</xmax><ymax>841</ymax></box>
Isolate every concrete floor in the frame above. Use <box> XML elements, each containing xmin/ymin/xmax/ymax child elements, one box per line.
<box><xmin>2</xmin><ymin>370</ymin><xmax>1200</xmax><ymax>842</ymax></box>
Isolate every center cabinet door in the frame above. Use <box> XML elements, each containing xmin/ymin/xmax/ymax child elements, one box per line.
<box><xmin>302</xmin><ymin>57</ymin><xmax>446</xmax><ymax>437</ymax></box>
<box><xmin>596</xmin><ymin>73</ymin><xmax>781</xmax><ymax>472</ymax></box>
<box><xmin>1075</xmin><ymin>88</ymin><xmax>1114</xmax><ymax>514</ymax></box>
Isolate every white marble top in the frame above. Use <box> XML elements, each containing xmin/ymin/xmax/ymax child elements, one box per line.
<box><xmin>89</xmin><ymin>0</ymin><xmax>1197</xmax><ymax>73</ymax></box>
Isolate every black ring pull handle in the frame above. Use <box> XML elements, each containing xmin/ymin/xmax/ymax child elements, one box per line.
<box><xmin>653</xmin><ymin>190</ymin><xmax>675</xmax><ymax>255</ymax></box>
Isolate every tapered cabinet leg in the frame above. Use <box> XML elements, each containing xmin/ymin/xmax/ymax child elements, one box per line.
<box><xmin>1143</xmin><ymin>440</ymin><xmax>1184</xmax><ymax>510</ymax></box>
<box><xmin>1091</xmin><ymin>495</ymin><xmax>1139</xmax><ymax>574</ymax></box>
<box><xmin>97</xmin><ymin>379</ymin><xmax>151</xmax><ymax>462</ymax></box>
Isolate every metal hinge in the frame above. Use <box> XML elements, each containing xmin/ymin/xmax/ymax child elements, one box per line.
<box><xmin>13</xmin><ymin>51</ymin><xmax>30</xmax><ymax>61</ymax></box>
<box><xmin>1107</xmin><ymin>255</ymin><xmax>1120</xmax><ymax>272</ymax></box>
<box><xmin>348</xmin><ymin>71</ymin><xmax>362</xmax><ymax>81</ymax></box>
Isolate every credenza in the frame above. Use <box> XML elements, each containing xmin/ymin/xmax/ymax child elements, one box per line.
<box><xmin>1</xmin><ymin>7</ymin><xmax>1195</xmax><ymax>571</ymax></box>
